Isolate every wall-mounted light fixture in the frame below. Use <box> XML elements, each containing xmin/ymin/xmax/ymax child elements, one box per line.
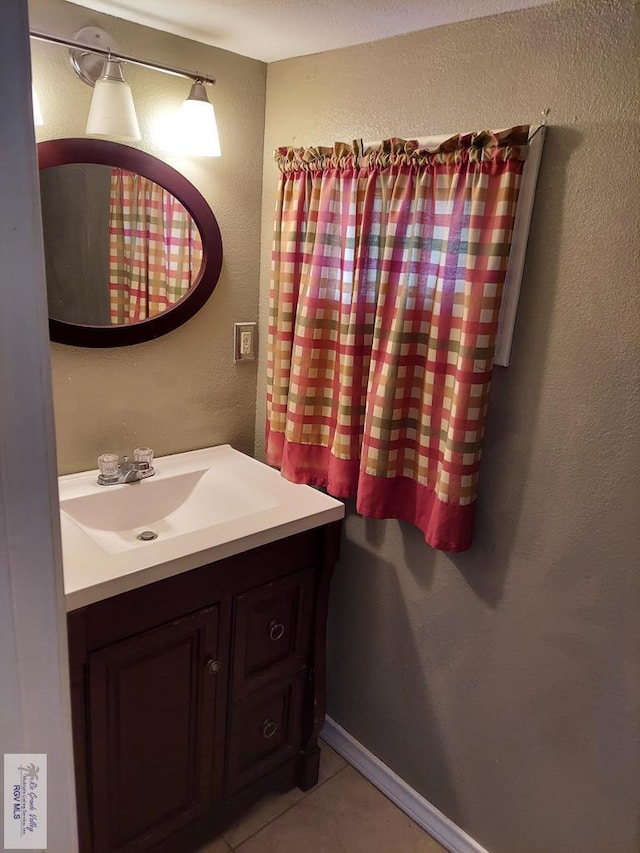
<box><xmin>85</xmin><ymin>58</ymin><xmax>141</xmax><ymax>142</ymax></box>
<box><xmin>180</xmin><ymin>82</ymin><xmax>221</xmax><ymax>157</ymax></box>
<box><xmin>29</xmin><ymin>26</ymin><xmax>221</xmax><ymax>156</ymax></box>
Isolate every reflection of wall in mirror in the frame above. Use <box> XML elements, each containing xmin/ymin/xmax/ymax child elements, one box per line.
<box><xmin>40</xmin><ymin>164</ymin><xmax>111</xmax><ymax>325</ymax></box>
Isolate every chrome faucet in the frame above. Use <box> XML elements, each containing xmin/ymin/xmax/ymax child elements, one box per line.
<box><xmin>97</xmin><ymin>451</ymin><xmax>155</xmax><ymax>486</ymax></box>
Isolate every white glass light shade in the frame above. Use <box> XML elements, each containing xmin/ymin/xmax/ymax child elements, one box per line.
<box><xmin>86</xmin><ymin>60</ymin><xmax>140</xmax><ymax>142</ymax></box>
<box><xmin>179</xmin><ymin>82</ymin><xmax>221</xmax><ymax>157</ymax></box>
<box><xmin>32</xmin><ymin>85</ymin><xmax>43</xmax><ymax>126</ymax></box>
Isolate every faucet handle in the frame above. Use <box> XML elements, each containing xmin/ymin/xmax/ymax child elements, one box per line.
<box><xmin>133</xmin><ymin>447</ymin><xmax>154</xmax><ymax>475</ymax></box>
<box><xmin>97</xmin><ymin>453</ymin><xmax>120</xmax><ymax>485</ymax></box>
<box><xmin>134</xmin><ymin>447</ymin><xmax>154</xmax><ymax>466</ymax></box>
<box><xmin>98</xmin><ymin>453</ymin><xmax>119</xmax><ymax>478</ymax></box>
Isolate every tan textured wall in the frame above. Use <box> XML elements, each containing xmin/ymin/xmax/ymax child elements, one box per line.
<box><xmin>258</xmin><ymin>2</ymin><xmax>640</xmax><ymax>852</ymax></box>
<box><xmin>29</xmin><ymin>0</ymin><xmax>266</xmax><ymax>473</ymax></box>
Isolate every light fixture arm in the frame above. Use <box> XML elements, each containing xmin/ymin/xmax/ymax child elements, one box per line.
<box><xmin>29</xmin><ymin>29</ymin><xmax>216</xmax><ymax>86</ymax></box>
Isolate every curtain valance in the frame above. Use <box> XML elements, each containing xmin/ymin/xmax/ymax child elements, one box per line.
<box><xmin>274</xmin><ymin>126</ymin><xmax>529</xmax><ymax>173</ymax></box>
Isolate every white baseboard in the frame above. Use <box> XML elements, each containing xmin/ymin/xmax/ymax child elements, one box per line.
<box><xmin>321</xmin><ymin>717</ymin><xmax>490</xmax><ymax>853</ymax></box>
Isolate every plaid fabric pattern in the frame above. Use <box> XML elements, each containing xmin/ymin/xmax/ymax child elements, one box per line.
<box><xmin>109</xmin><ymin>168</ymin><xmax>203</xmax><ymax>324</ymax></box>
<box><xmin>267</xmin><ymin>128</ymin><xmax>529</xmax><ymax>550</ymax></box>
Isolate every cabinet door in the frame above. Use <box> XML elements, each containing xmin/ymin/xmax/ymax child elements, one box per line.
<box><xmin>88</xmin><ymin>606</ymin><xmax>221</xmax><ymax>853</ymax></box>
<box><xmin>232</xmin><ymin>567</ymin><xmax>314</xmax><ymax>697</ymax></box>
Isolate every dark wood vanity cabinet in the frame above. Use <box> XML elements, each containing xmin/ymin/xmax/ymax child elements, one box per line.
<box><xmin>67</xmin><ymin>522</ymin><xmax>341</xmax><ymax>853</ymax></box>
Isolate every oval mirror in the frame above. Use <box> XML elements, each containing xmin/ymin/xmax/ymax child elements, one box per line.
<box><xmin>38</xmin><ymin>139</ymin><xmax>223</xmax><ymax>347</ymax></box>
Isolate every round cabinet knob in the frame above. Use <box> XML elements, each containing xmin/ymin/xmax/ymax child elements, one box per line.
<box><xmin>206</xmin><ymin>659</ymin><xmax>221</xmax><ymax>675</ymax></box>
<box><xmin>262</xmin><ymin>719</ymin><xmax>278</xmax><ymax>739</ymax></box>
<box><xmin>268</xmin><ymin>620</ymin><xmax>285</xmax><ymax>641</ymax></box>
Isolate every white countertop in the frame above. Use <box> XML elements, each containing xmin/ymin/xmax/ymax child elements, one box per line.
<box><xmin>59</xmin><ymin>445</ymin><xmax>344</xmax><ymax>611</ymax></box>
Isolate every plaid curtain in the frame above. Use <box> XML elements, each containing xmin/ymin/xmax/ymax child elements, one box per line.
<box><xmin>267</xmin><ymin>127</ymin><xmax>530</xmax><ymax>551</ymax></box>
<box><xmin>108</xmin><ymin>168</ymin><xmax>203</xmax><ymax>324</ymax></box>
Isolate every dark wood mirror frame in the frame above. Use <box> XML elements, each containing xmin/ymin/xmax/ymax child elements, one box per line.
<box><xmin>38</xmin><ymin>139</ymin><xmax>223</xmax><ymax>348</ymax></box>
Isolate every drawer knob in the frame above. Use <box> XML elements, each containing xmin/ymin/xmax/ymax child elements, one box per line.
<box><xmin>268</xmin><ymin>621</ymin><xmax>285</xmax><ymax>641</ymax></box>
<box><xmin>206</xmin><ymin>659</ymin><xmax>221</xmax><ymax>675</ymax></box>
<box><xmin>262</xmin><ymin>719</ymin><xmax>278</xmax><ymax>739</ymax></box>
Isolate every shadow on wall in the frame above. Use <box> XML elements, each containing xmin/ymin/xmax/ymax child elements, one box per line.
<box><xmin>326</xmin><ymin>120</ymin><xmax>582</xmax><ymax>791</ymax></box>
<box><xmin>398</xmin><ymin>125</ymin><xmax>582</xmax><ymax>607</ymax></box>
<box><xmin>326</xmin><ymin>522</ymin><xmax>461</xmax><ymax>822</ymax></box>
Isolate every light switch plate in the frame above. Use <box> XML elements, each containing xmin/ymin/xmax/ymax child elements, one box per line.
<box><xmin>234</xmin><ymin>322</ymin><xmax>257</xmax><ymax>363</ymax></box>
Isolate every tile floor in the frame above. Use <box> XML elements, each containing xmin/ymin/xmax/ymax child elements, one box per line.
<box><xmin>198</xmin><ymin>741</ymin><xmax>448</xmax><ymax>853</ymax></box>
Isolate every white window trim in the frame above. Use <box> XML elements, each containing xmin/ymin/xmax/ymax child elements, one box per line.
<box><xmin>495</xmin><ymin>125</ymin><xmax>546</xmax><ymax>366</ymax></box>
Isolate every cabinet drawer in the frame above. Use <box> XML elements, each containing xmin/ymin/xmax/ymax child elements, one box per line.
<box><xmin>232</xmin><ymin>567</ymin><xmax>314</xmax><ymax>697</ymax></box>
<box><xmin>225</xmin><ymin>675</ymin><xmax>305</xmax><ymax>796</ymax></box>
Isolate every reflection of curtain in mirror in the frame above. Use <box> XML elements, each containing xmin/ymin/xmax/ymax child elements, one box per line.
<box><xmin>108</xmin><ymin>168</ymin><xmax>203</xmax><ymax>324</ymax></box>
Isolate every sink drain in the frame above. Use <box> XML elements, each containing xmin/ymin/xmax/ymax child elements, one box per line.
<box><xmin>137</xmin><ymin>530</ymin><xmax>158</xmax><ymax>541</ymax></box>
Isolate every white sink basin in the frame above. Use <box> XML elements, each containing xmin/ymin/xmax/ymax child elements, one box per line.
<box><xmin>61</xmin><ymin>466</ymin><xmax>277</xmax><ymax>554</ymax></box>
<box><xmin>58</xmin><ymin>445</ymin><xmax>344</xmax><ymax>611</ymax></box>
